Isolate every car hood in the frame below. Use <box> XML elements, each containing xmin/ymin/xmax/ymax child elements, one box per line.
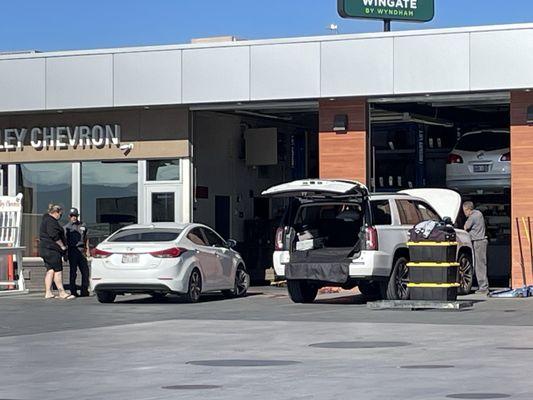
<box><xmin>399</xmin><ymin>188</ymin><xmax>462</xmax><ymax>224</ymax></box>
<box><xmin>262</xmin><ymin>179</ymin><xmax>369</xmax><ymax>199</ymax></box>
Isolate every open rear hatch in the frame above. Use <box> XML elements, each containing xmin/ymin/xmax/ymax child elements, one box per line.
<box><xmin>263</xmin><ymin>180</ymin><xmax>369</xmax><ymax>284</ymax></box>
<box><xmin>262</xmin><ymin>179</ymin><xmax>369</xmax><ymax>199</ymax></box>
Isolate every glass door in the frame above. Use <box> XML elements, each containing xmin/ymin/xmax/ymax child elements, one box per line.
<box><xmin>145</xmin><ymin>185</ymin><xmax>181</xmax><ymax>224</ymax></box>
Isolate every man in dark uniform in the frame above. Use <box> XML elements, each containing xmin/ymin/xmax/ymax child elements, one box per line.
<box><xmin>64</xmin><ymin>208</ymin><xmax>90</xmax><ymax>297</ymax></box>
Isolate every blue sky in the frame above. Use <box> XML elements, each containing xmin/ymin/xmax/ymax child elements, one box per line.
<box><xmin>2</xmin><ymin>0</ymin><xmax>532</xmax><ymax>52</ymax></box>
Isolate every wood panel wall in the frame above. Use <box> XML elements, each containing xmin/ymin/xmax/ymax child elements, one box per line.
<box><xmin>318</xmin><ymin>98</ymin><xmax>367</xmax><ymax>183</ymax></box>
<box><xmin>511</xmin><ymin>91</ymin><xmax>533</xmax><ymax>288</ymax></box>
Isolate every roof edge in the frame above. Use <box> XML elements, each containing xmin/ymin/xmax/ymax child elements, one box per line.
<box><xmin>1</xmin><ymin>22</ymin><xmax>533</xmax><ymax>60</ymax></box>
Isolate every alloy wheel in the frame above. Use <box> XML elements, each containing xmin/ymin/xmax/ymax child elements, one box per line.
<box><xmin>234</xmin><ymin>268</ymin><xmax>249</xmax><ymax>297</ymax></box>
<box><xmin>458</xmin><ymin>255</ymin><xmax>473</xmax><ymax>294</ymax></box>
<box><xmin>396</xmin><ymin>259</ymin><xmax>410</xmax><ymax>299</ymax></box>
<box><xmin>189</xmin><ymin>270</ymin><xmax>202</xmax><ymax>302</ymax></box>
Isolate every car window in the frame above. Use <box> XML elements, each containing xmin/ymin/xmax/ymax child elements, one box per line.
<box><xmin>201</xmin><ymin>228</ymin><xmax>226</xmax><ymax>247</ymax></box>
<box><xmin>370</xmin><ymin>200</ymin><xmax>392</xmax><ymax>225</ymax></box>
<box><xmin>108</xmin><ymin>228</ymin><xmax>182</xmax><ymax>242</ymax></box>
<box><xmin>415</xmin><ymin>201</ymin><xmax>440</xmax><ymax>221</ymax></box>
<box><xmin>187</xmin><ymin>228</ymin><xmax>207</xmax><ymax>246</ymax></box>
<box><xmin>455</xmin><ymin>132</ymin><xmax>509</xmax><ymax>152</ymax></box>
<box><xmin>396</xmin><ymin>200</ymin><xmax>422</xmax><ymax>225</ymax></box>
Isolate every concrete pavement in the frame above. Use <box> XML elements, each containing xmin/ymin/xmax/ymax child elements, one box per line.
<box><xmin>1</xmin><ymin>288</ymin><xmax>533</xmax><ymax>399</ymax></box>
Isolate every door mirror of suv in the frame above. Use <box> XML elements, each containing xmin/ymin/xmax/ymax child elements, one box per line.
<box><xmin>226</xmin><ymin>239</ymin><xmax>237</xmax><ymax>248</ymax></box>
<box><xmin>442</xmin><ymin>216</ymin><xmax>453</xmax><ymax>225</ymax></box>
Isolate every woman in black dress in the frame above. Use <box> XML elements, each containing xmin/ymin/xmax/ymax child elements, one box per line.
<box><xmin>39</xmin><ymin>204</ymin><xmax>75</xmax><ymax>299</ymax></box>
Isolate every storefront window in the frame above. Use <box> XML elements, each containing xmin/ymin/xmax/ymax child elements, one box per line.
<box><xmin>17</xmin><ymin>163</ymin><xmax>72</xmax><ymax>257</ymax></box>
<box><xmin>147</xmin><ymin>160</ymin><xmax>180</xmax><ymax>181</ymax></box>
<box><xmin>81</xmin><ymin>161</ymin><xmax>138</xmax><ymax>248</ymax></box>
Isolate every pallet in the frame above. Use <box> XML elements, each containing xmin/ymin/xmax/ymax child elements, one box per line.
<box><xmin>367</xmin><ymin>300</ymin><xmax>475</xmax><ymax>311</ymax></box>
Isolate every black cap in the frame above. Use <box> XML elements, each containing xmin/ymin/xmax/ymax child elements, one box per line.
<box><xmin>69</xmin><ymin>207</ymin><xmax>79</xmax><ymax>217</ymax></box>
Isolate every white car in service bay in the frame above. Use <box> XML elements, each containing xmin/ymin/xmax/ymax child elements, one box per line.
<box><xmin>90</xmin><ymin>223</ymin><xmax>249</xmax><ymax>303</ymax></box>
<box><xmin>446</xmin><ymin>129</ymin><xmax>510</xmax><ymax>194</ymax></box>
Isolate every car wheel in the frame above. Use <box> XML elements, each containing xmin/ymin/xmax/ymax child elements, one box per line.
<box><xmin>96</xmin><ymin>291</ymin><xmax>116</xmax><ymax>304</ymax></box>
<box><xmin>358</xmin><ymin>281</ymin><xmax>383</xmax><ymax>299</ymax></box>
<box><xmin>457</xmin><ymin>253</ymin><xmax>474</xmax><ymax>295</ymax></box>
<box><xmin>185</xmin><ymin>269</ymin><xmax>202</xmax><ymax>303</ymax></box>
<box><xmin>386</xmin><ymin>257</ymin><xmax>410</xmax><ymax>300</ymax></box>
<box><xmin>287</xmin><ymin>280</ymin><xmax>318</xmax><ymax>304</ymax></box>
<box><xmin>222</xmin><ymin>265</ymin><xmax>250</xmax><ymax>298</ymax></box>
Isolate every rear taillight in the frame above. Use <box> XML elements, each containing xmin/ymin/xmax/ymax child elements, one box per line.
<box><xmin>500</xmin><ymin>152</ymin><xmax>511</xmax><ymax>162</ymax></box>
<box><xmin>275</xmin><ymin>227</ymin><xmax>284</xmax><ymax>251</ymax></box>
<box><xmin>150</xmin><ymin>247</ymin><xmax>185</xmax><ymax>258</ymax></box>
<box><xmin>93</xmin><ymin>248</ymin><xmax>112</xmax><ymax>258</ymax></box>
<box><xmin>447</xmin><ymin>153</ymin><xmax>463</xmax><ymax>164</ymax></box>
<box><xmin>365</xmin><ymin>227</ymin><xmax>379</xmax><ymax>251</ymax></box>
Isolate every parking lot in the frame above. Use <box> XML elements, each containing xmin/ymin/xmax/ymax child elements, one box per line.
<box><xmin>1</xmin><ymin>288</ymin><xmax>533</xmax><ymax>400</ymax></box>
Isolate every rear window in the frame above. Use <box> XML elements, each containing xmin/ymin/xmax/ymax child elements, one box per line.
<box><xmin>108</xmin><ymin>228</ymin><xmax>182</xmax><ymax>243</ymax></box>
<box><xmin>455</xmin><ymin>132</ymin><xmax>509</xmax><ymax>152</ymax></box>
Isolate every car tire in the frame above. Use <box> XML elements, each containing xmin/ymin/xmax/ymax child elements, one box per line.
<box><xmin>358</xmin><ymin>281</ymin><xmax>383</xmax><ymax>299</ymax></box>
<box><xmin>185</xmin><ymin>268</ymin><xmax>202</xmax><ymax>303</ymax></box>
<box><xmin>385</xmin><ymin>257</ymin><xmax>410</xmax><ymax>300</ymax></box>
<box><xmin>457</xmin><ymin>253</ymin><xmax>474</xmax><ymax>295</ymax></box>
<box><xmin>222</xmin><ymin>265</ymin><xmax>250</xmax><ymax>299</ymax></box>
<box><xmin>287</xmin><ymin>280</ymin><xmax>318</xmax><ymax>304</ymax></box>
<box><xmin>96</xmin><ymin>291</ymin><xmax>116</xmax><ymax>304</ymax></box>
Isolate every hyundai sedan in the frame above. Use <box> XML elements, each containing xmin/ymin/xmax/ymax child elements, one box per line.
<box><xmin>90</xmin><ymin>223</ymin><xmax>249</xmax><ymax>303</ymax></box>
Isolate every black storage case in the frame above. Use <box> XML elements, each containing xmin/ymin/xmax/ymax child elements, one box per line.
<box><xmin>407</xmin><ymin>242</ymin><xmax>457</xmax><ymax>263</ymax></box>
<box><xmin>408</xmin><ymin>263</ymin><xmax>459</xmax><ymax>284</ymax></box>
<box><xmin>408</xmin><ymin>285</ymin><xmax>459</xmax><ymax>301</ymax></box>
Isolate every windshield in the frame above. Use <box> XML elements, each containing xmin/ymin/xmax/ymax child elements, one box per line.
<box><xmin>108</xmin><ymin>228</ymin><xmax>183</xmax><ymax>243</ymax></box>
<box><xmin>455</xmin><ymin>132</ymin><xmax>509</xmax><ymax>152</ymax></box>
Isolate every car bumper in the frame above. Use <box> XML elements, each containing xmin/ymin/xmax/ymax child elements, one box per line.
<box><xmin>90</xmin><ymin>259</ymin><xmax>190</xmax><ymax>294</ymax></box>
<box><xmin>446</xmin><ymin>177</ymin><xmax>510</xmax><ymax>193</ymax></box>
<box><xmin>273</xmin><ymin>250</ymin><xmax>390</xmax><ymax>279</ymax></box>
<box><xmin>273</xmin><ymin>251</ymin><xmax>289</xmax><ymax>277</ymax></box>
<box><xmin>91</xmin><ymin>278</ymin><xmax>189</xmax><ymax>294</ymax></box>
<box><xmin>349</xmin><ymin>250</ymin><xmax>390</xmax><ymax>278</ymax></box>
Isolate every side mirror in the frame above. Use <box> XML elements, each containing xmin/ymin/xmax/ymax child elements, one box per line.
<box><xmin>226</xmin><ymin>239</ymin><xmax>237</xmax><ymax>248</ymax></box>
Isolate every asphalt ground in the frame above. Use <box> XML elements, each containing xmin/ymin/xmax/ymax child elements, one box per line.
<box><xmin>2</xmin><ymin>287</ymin><xmax>533</xmax><ymax>399</ymax></box>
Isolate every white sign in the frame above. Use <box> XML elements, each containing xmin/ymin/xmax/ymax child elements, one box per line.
<box><xmin>0</xmin><ymin>124</ymin><xmax>121</xmax><ymax>151</ymax></box>
<box><xmin>0</xmin><ymin>194</ymin><xmax>22</xmax><ymax>212</ymax></box>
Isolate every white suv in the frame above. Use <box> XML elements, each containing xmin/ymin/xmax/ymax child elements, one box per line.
<box><xmin>263</xmin><ymin>180</ymin><xmax>473</xmax><ymax>303</ymax></box>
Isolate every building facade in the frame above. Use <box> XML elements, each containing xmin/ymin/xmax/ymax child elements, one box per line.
<box><xmin>1</xmin><ymin>23</ymin><xmax>532</xmax><ymax>288</ymax></box>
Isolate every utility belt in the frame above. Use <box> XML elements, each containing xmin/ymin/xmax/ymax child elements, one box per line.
<box><xmin>472</xmin><ymin>237</ymin><xmax>488</xmax><ymax>243</ymax></box>
<box><xmin>68</xmin><ymin>246</ymin><xmax>87</xmax><ymax>252</ymax></box>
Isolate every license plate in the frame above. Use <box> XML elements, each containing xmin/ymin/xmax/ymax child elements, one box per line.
<box><xmin>122</xmin><ymin>254</ymin><xmax>139</xmax><ymax>264</ymax></box>
<box><xmin>473</xmin><ymin>165</ymin><xmax>489</xmax><ymax>173</ymax></box>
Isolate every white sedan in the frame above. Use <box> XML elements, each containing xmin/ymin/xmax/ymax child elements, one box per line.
<box><xmin>90</xmin><ymin>223</ymin><xmax>249</xmax><ymax>303</ymax></box>
<box><xmin>446</xmin><ymin>129</ymin><xmax>510</xmax><ymax>194</ymax></box>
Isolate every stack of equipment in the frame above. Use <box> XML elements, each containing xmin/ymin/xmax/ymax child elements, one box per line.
<box><xmin>407</xmin><ymin>221</ymin><xmax>459</xmax><ymax>301</ymax></box>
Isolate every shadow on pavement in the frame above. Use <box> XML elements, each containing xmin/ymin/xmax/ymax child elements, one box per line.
<box><xmin>115</xmin><ymin>291</ymin><xmax>264</xmax><ymax>305</ymax></box>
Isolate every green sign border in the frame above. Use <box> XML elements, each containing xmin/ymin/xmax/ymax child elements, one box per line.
<box><xmin>338</xmin><ymin>0</ymin><xmax>435</xmax><ymax>23</ymax></box>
